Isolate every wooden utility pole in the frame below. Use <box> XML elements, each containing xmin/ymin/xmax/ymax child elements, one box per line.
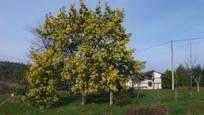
<box><xmin>171</xmin><ymin>41</ymin><xmax>175</xmax><ymax>90</ymax></box>
<box><xmin>190</xmin><ymin>40</ymin><xmax>193</xmax><ymax>96</ymax></box>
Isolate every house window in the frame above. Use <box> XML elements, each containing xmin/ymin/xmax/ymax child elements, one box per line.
<box><xmin>148</xmin><ymin>82</ymin><xmax>152</xmax><ymax>87</ymax></box>
<box><xmin>148</xmin><ymin>75</ymin><xmax>153</xmax><ymax>80</ymax></box>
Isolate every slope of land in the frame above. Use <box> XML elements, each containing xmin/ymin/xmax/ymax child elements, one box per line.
<box><xmin>0</xmin><ymin>88</ymin><xmax>203</xmax><ymax>115</ymax></box>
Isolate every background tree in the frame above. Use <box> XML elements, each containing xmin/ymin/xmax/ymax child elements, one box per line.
<box><xmin>0</xmin><ymin>61</ymin><xmax>28</xmax><ymax>95</ymax></box>
<box><xmin>175</xmin><ymin>65</ymin><xmax>190</xmax><ymax>87</ymax></box>
<box><xmin>161</xmin><ymin>70</ymin><xmax>172</xmax><ymax>89</ymax></box>
<box><xmin>162</xmin><ymin>64</ymin><xmax>204</xmax><ymax>91</ymax></box>
<box><xmin>201</xmin><ymin>68</ymin><xmax>204</xmax><ymax>87</ymax></box>
<box><xmin>0</xmin><ymin>61</ymin><xmax>27</xmax><ymax>83</ymax></box>
<box><xmin>192</xmin><ymin>65</ymin><xmax>203</xmax><ymax>92</ymax></box>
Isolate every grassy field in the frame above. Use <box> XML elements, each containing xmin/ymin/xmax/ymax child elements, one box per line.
<box><xmin>0</xmin><ymin>88</ymin><xmax>204</xmax><ymax>115</ymax></box>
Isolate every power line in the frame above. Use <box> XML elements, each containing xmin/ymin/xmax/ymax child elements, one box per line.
<box><xmin>173</xmin><ymin>37</ymin><xmax>204</xmax><ymax>42</ymax></box>
<box><xmin>136</xmin><ymin>41</ymin><xmax>170</xmax><ymax>53</ymax></box>
<box><xmin>136</xmin><ymin>37</ymin><xmax>204</xmax><ymax>53</ymax></box>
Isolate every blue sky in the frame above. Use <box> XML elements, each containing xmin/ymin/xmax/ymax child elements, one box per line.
<box><xmin>0</xmin><ymin>0</ymin><xmax>204</xmax><ymax>72</ymax></box>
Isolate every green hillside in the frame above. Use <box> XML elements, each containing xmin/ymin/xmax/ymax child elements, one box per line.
<box><xmin>0</xmin><ymin>88</ymin><xmax>203</xmax><ymax>115</ymax></box>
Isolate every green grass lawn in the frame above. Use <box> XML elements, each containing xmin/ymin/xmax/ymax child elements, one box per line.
<box><xmin>0</xmin><ymin>88</ymin><xmax>204</xmax><ymax>115</ymax></box>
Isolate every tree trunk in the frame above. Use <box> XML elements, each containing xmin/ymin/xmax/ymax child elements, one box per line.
<box><xmin>81</xmin><ymin>94</ymin><xmax>86</xmax><ymax>105</ymax></box>
<box><xmin>136</xmin><ymin>88</ymin><xmax>140</xmax><ymax>99</ymax></box>
<box><xmin>41</xmin><ymin>104</ymin><xmax>46</xmax><ymax>111</ymax></box>
<box><xmin>67</xmin><ymin>81</ymin><xmax>71</xmax><ymax>95</ymax></box>
<box><xmin>132</xmin><ymin>80</ymin><xmax>134</xmax><ymax>88</ymax></box>
<box><xmin>197</xmin><ymin>82</ymin><xmax>200</xmax><ymax>92</ymax></box>
<box><xmin>110</xmin><ymin>91</ymin><xmax>113</xmax><ymax>106</ymax></box>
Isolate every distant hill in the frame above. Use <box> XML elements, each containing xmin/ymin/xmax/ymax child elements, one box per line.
<box><xmin>0</xmin><ymin>61</ymin><xmax>28</xmax><ymax>83</ymax></box>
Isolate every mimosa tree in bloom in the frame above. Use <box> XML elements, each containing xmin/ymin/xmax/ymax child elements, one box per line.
<box><xmin>27</xmin><ymin>0</ymin><xmax>143</xmax><ymax>109</ymax></box>
<box><xmin>61</xmin><ymin>2</ymin><xmax>144</xmax><ymax>105</ymax></box>
<box><xmin>79</xmin><ymin>4</ymin><xmax>144</xmax><ymax>106</ymax></box>
<box><xmin>26</xmin><ymin>48</ymin><xmax>60</xmax><ymax>111</ymax></box>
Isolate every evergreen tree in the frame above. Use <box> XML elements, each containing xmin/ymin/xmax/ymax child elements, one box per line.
<box><xmin>161</xmin><ymin>70</ymin><xmax>172</xmax><ymax>89</ymax></box>
<box><xmin>175</xmin><ymin>65</ymin><xmax>190</xmax><ymax>87</ymax></box>
<box><xmin>0</xmin><ymin>61</ymin><xmax>27</xmax><ymax>82</ymax></box>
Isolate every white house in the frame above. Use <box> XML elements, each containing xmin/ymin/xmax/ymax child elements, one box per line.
<box><xmin>127</xmin><ymin>70</ymin><xmax>162</xmax><ymax>89</ymax></box>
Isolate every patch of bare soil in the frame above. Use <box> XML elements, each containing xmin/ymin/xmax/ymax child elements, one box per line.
<box><xmin>126</xmin><ymin>107</ymin><xmax>168</xmax><ymax>115</ymax></box>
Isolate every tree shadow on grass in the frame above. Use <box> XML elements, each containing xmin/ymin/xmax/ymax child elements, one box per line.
<box><xmin>87</xmin><ymin>93</ymin><xmax>109</xmax><ymax>104</ymax></box>
<box><xmin>86</xmin><ymin>90</ymin><xmax>149</xmax><ymax>105</ymax></box>
<box><xmin>52</xmin><ymin>95</ymin><xmax>80</xmax><ymax>108</ymax></box>
<box><xmin>86</xmin><ymin>90</ymin><xmax>147</xmax><ymax>104</ymax></box>
<box><xmin>53</xmin><ymin>93</ymin><xmax>110</xmax><ymax>108</ymax></box>
<box><xmin>53</xmin><ymin>90</ymin><xmax>148</xmax><ymax>108</ymax></box>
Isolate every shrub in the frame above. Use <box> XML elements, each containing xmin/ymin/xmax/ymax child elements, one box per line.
<box><xmin>126</xmin><ymin>106</ymin><xmax>168</xmax><ymax>115</ymax></box>
<box><xmin>15</xmin><ymin>85</ymin><xmax>27</xmax><ymax>95</ymax></box>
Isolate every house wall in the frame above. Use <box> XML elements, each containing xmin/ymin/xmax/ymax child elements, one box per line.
<box><xmin>153</xmin><ymin>72</ymin><xmax>162</xmax><ymax>89</ymax></box>
<box><xmin>126</xmin><ymin>71</ymin><xmax>162</xmax><ymax>89</ymax></box>
<box><xmin>126</xmin><ymin>79</ymin><xmax>132</xmax><ymax>87</ymax></box>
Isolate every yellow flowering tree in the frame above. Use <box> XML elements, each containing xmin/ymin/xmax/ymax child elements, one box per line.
<box><xmin>27</xmin><ymin>48</ymin><xmax>59</xmax><ymax>111</ymax></box>
<box><xmin>63</xmin><ymin>2</ymin><xmax>144</xmax><ymax>105</ymax></box>
<box><xmin>27</xmin><ymin>0</ymin><xmax>143</xmax><ymax>107</ymax></box>
<box><xmin>82</xmin><ymin>4</ymin><xmax>144</xmax><ymax>106</ymax></box>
